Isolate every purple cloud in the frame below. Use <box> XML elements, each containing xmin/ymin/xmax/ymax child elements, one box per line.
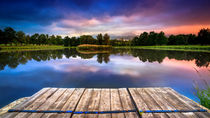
<box><xmin>0</xmin><ymin>0</ymin><xmax>210</xmax><ymax>36</ymax></box>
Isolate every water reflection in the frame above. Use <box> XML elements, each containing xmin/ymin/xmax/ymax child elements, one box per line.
<box><xmin>0</xmin><ymin>48</ymin><xmax>209</xmax><ymax>70</ymax></box>
<box><xmin>0</xmin><ymin>48</ymin><xmax>209</xmax><ymax>108</ymax></box>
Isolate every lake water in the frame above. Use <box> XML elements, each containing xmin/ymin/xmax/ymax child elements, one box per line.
<box><xmin>0</xmin><ymin>48</ymin><xmax>209</xmax><ymax>108</ymax></box>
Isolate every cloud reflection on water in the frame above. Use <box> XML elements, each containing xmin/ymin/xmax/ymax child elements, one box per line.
<box><xmin>0</xmin><ymin>49</ymin><xmax>209</xmax><ymax>108</ymax></box>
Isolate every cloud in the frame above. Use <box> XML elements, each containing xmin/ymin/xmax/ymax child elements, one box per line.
<box><xmin>0</xmin><ymin>0</ymin><xmax>210</xmax><ymax>35</ymax></box>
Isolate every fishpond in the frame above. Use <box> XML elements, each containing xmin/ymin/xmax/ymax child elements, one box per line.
<box><xmin>0</xmin><ymin>48</ymin><xmax>209</xmax><ymax>108</ymax></box>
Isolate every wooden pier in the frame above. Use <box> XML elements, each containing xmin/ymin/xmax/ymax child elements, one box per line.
<box><xmin>1</xmin><ymin>87</ymin><xmax>209</xmax><ymax>118</ymax></box>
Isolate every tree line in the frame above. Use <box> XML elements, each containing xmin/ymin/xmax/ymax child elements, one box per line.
<box><xmin>63</xmin><ymin>33</ymin><xmax>110</xmax><ymax>46</ymax></box>
<box><xmin>131</xmin><ymin>29</ymin><xmax>210</xmax><ymax>46</ymax></box>
<box><xmin>0</xmin><ymin>27</ymin><xmax>64</xmax><ymax>46</ymax></box>
<box><xmin>0</xmin><ymin>27</ymin><xmax>209</xmax><ymax>46</ymax></box>
<box><xmin>0</xmin><ymin>27</ymin><xmax>111</xmax><ymax>46</ymax></box>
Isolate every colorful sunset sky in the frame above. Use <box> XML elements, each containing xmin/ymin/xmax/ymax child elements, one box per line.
<box><xmin>0</xmin><ymin>0</ymin><xmax>210</xmax><ymax>37</ymax></box>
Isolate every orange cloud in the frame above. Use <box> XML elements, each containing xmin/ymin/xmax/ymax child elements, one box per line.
<box><xmin>132</xmin><ymin>25</ymin><xmax>210</xmax><ymax>35</ymax></box>
<box><xmin>159</xmin><ymin>25</ymin><xmax>210</xmax><ymax>35</ymax></box>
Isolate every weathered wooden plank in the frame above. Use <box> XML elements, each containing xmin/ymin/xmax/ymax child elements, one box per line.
<box><xmin>53</xmin><ymin>88</ymin><xmax>85</xmax><ymax>118</ymax></box>
<box><xmin>27</xmin><ymin>88</ymin><xmax>67</xmax><ymax>118</ymax></box>
<box><xmin>2</xmin><ymin>87</ymin><xmax>209</xmax><ymax>118</ymax></box>
<box><xmin>13</xmin><ymin>88</ymin><xmax>58</xmax><ymax>118</ymax></box>
<box><xmin>72</xmin><ymin>89</ymin><xmax>93</xmax><ymax>118</ymax></box>
<box><xmin>98</xmin><ymin>89</ymin><xmax>111</xmax><ymax>118</ymax></box>
<box><xmin>128</xmin><ymin>88</ymin><xmax>153</xmax><ymax>118</ymax></box>
<box><xmin>118</xmin><ymin>88</ymin><xmax>138</xmax><ymax>118</ymax></box>
<box><xmin>40</xmin><ymin>88</ymin><xmax>75</xmax><ymax>118</ymax></box>
<box><xmin>136</xmin><ymin>88</ymin><xmax>168</xmax><ymax>118</ymax></box>
<box><xmin>144</xmin><ymin>88</ymin><xmax>186</xmax><ymax>118</ymax></box>
<box><xmin>85</xmin><ymin>88</ymin><xmax>101</xmax><ymax>118</ymax></box>
<box><xmin>155</xmin><ymin>88</ymin><xmax>197</xmax><ymax>118</ymax></box>
<box><xmin>2</xmin><ymin>88</ymin><xmax>50</xmax><ymax>118</ymax></box>
<box><xmin>110</xmin><ymin>89</ymin><xmax>125</xmax><ymax>118</ymax></box>
<box><xmin>167</xmin><ymin>88</ymin><xmax>210</xmax><ymax>118</ymax></box>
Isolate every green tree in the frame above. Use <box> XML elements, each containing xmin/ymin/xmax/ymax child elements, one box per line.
<box><xmin>30</xmin><ymin>33</ymin><xmax>39</xmax><ymax>45</ymax></box>
<box><xmin>70</xmin><ymin>37</ymin><xmax>80</xmax><ymax>46</ymax></box>
<box><xmin>64</xmin><ymin>36</ymin><xmax>70</xmax><ymax>46</ymax></box>
<box><xmin>79</xmin><ymin>35</ymin><xmax>96</xmax><ymax>44</ymax></box>
<box><xmin>168</xmin><ymin>35</ymin><xmax>176</xmax><ymax>45</ymax></box>
<box><xmin>139</xmin><ymin>32</ymin><xmax>148</xmax><ymax>45</ymax></box>
<box><xmin>147</xmin><ymin>31</ymin><xmax>157</xmax><ymax>45</ymax></box>
<box><xmin>168</xmin><ymin>34</ymin><xmax>188</xmax><ymax>45</ymax></box>
<box><xmin>197</xmin><ymin>28</ymin><xmax>210</xmax><ymax>45</ymax></box>
<box><xmin>45</xmin><ymin>34</ymin><xmax>50</xmax><ymax>45</ymax></box>
<box><xmin>16</xmin><ymin>31</ymin><xmax>26</xmax><ymax>45</ymax></box>
<box><xmin>55</xmin><ymin>35</ymin><xmax>63</xmax><ymax>45</ymax></box>
<box><xmin>38</xmin><ymin>34</ymin><xmax>47</xmax><ymax>45</ymax></box>
<box><xmin>0</xmin><ymin>29</ymin><xmax>4</xmax><ymax>45</ymax></box>
<box><xmin>25</xmin><ymin>35</ymin><xmax>30</xmax><ymax>45</ymax></box>
<box><xmin>103</xmin><ymin>33</ymin><xmax>110</xmax><ymax>45</ymax></box>
<box><xmin>176</xmin><ymin>35</ymin><xmax>188</xmax><ymax>45</ymax></box>
<box><xmin>157</xmin><ymin>31</ymin><xmax>167</xmax><ymax>45</ymax></box>
<box><xmin>4</xmin><ymin>27</ymin><xmax>16</xmax><ymax>45</ymax></box>
<box><xmin>49</xmin><ymin>35</ymin><xmax>56</xmax><ymax>45</ymax></box>
<box><xmin>131</xmin><ymin>36</ymin><xmax>139</xmax><ymax>46</ymax></box>
<box><xmin>97</xmin><ymin>33</ymin><xmax>103</xmax><ymax>45</ymax></box>
<box><xmin>188</xmin><ymin>34</ymin><xmax>196</xmax><ymax>44</ymax></box>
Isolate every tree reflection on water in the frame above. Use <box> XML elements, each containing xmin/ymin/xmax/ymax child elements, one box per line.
<box><xmin>0</xmin><ymin>48</ymin><xmax>209</xmax><ymax>70</ymax></box>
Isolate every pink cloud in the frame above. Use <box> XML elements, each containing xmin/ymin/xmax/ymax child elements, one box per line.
<box><xmin>60</xmin><ymin>18</ymin><xmax>101</xmax><ymax>28</ymax></box>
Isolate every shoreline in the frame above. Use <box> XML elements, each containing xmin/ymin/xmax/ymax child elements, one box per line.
<box><xmin>0</xmin><ymin>45</ymin><xmax>210</xmax><ymax>53</ymax></box>
<box><xmin>115</xmin><ymin>45</ymin><xmax>210</xmax><ymax>53</ymax></box>
<box><xmin>0</xmin><ymin>45</ymin><xmax>75</xmax><ymax>52</ymax></box>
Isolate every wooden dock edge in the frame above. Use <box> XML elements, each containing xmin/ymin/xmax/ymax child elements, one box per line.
<box><xmin>179</xmin><ymin>93</ymin><xmax>210</xmax><ymax>113</ymax></box>
<box><xmin>0</xmin><ymin>97</ymin><xmax>29</xmax><ymax>116</ymax></box>
<box><xmin>0</xmin><ymin>87</ymin><xmax>209</xmax><ymax>117</ymax></box>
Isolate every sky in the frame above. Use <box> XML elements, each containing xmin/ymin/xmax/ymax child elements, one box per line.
<box><xmin>0</xmin><ymin>0</ymin><xmax>210</xmax><ymax>37</ymax></box>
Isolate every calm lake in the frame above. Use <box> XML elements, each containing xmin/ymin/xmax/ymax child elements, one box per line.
<box><xmin>0</xmin><ymin>48</ymin><xmax>209</xmax><ymax>108</ymax></box>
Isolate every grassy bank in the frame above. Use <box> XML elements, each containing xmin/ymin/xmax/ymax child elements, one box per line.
<box><xmin>0</xmin><ymin>45</ymin><xmax>72</xmax><ymax>52</ymax></box>
<box><xmin>77</xmin><ymin>44</ymin><xmax>112</xmax><ymax>51</ymax></box>
<box><xmin>1</xmin><ymin>45</ymin><xmax>210</xmax><ymax>52</ymax></box>
<box><xmin>114</xmin><ymin>45</ymin><xmax>210</xmax><ymax>53</ymax></box>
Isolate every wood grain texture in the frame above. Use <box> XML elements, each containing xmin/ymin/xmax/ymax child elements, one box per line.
<box><xmin>166</xmin><ymin>88</ymin><xmax>210</xmax><ymax>118</ymax></box>
<box><xmin>14</xmin><ymin>88</ymin><xmax>58</xmax><ymax>118</ymax></box>
<box><xmin>2</xmin><ymin>87</ymin><xmax>209</xmax><ymax>118</ymax></box>
<box><xmin>54</xmin><ymin>88</ymin><xmax>85</xmax><ymax>118</ymax></box>
<box><xmin>27</xmin><ymin>88</ymin><xmax>67</xmax><ymax>118</ymax></box>
<box><xmin>41</xmin><ymin>88</ymin><xmax>75</xmax><ymax>118</ymax></box>
<box><xmin>98</xmin><ymin>89</ymin><xmax>111</xmax><ymax>118</ymax></box>
<box><xmin>72</xmin><ymin>88</ymin><xmax>93</xmax><ymax>118</ymax></box>
<box><xmin>110</xmin><ymin>89</ymin><xmax>125</xmax><ymax>118</ymax></box>
<box><xmin>128</xmin><ymin>88</ymin><xmax>154</xmax><ymax>118</ymax></box>
<box><xmin>155</xmin><ymin>88</ymin><xmax>197</xmax><ymax>118</ymax></box>
<box><xmin>118</xmin><ymin>88</ymin><xmax>138</xmax><ymax>118</ymax></box>
<box><xmin>86</xmin><ymin>88</ymin><xmax>101</xmax><ymax>118</ymax></box>
<box><xmin>136</xmin><ymin>88</ymin><xmax>168</xmax><ymax>118</ymax></box>
<box><xmin>144</xmin><ymin>88</ymin><xmax>185</xmax><ymax>118</ymax></box>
